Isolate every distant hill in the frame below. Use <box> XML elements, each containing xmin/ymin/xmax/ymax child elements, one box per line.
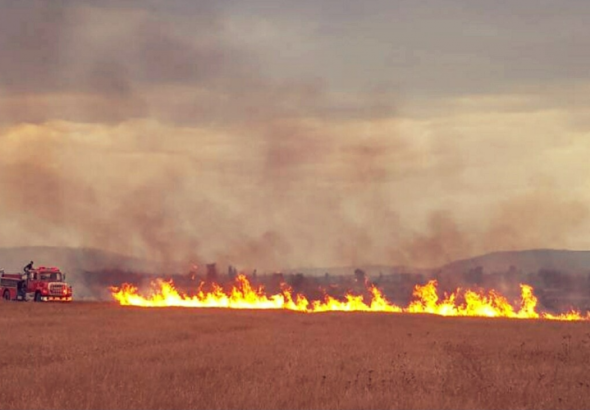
<box><xmin>284</xmin><ymin>265</ymin><xmax>433</xmax><ymax>278</ymax></box>
<box><xmin>4</xmin><ymin>247</ymin><xmax>590</xmax><ymax>279</ymax></box>
<box><xmin>0</xmin><ymin>246</ymin><xmax>156</xmax><ymax>274</ymax></box>
<box><xmin>440</xmin><ymin>249</ymin><xmax>590</xmax><ymax>275</ymax></box>
<box><xmin>290</xmin><ymin>250</ymin><xmax>590</xmax><ymax>278</ymax></box>
<box><xmin>3</xmin><ymin>246</ymin><xmax>590</xmax><ymax>301</ymax></box>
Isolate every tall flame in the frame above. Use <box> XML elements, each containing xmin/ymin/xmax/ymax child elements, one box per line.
<box><xmin>110</xmin><ymin>275</ymin><xmax>590</xmax><ymax>321</ymax></box>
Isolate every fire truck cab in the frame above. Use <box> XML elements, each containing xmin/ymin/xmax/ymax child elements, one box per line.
<box><xmin>1</xmin><ymin>266</ymin><xmax>73</xmax><ymax>302</ymax></box>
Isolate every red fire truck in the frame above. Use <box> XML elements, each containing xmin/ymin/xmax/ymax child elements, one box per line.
<box><xmin>1</xmin><ymin>265</ymin><xmax>73</xmax><ymax>302</ymax></box>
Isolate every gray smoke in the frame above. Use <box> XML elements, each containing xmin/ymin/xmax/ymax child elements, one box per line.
<box><xmin>0</xmin><ymin>1</ymin><xmax>589</xmax><ymax>273</ymax></box>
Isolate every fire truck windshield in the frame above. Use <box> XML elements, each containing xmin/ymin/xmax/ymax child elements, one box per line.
<box><xmin>39</xmin><ymin>272</ymin><xmax>62</xmax><ymax>282</ymax></box>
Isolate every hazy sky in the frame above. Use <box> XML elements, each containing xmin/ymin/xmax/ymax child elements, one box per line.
<box><xmin>1</xmin><ymin>0</ymin><xmax>589</xmax><ymax>270</ymax></box>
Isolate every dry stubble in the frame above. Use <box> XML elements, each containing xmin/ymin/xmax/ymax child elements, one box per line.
<box><xmin>1</xmin><ymin>302</ymin><xmax>590</xmax><ymax>409</ymax></box>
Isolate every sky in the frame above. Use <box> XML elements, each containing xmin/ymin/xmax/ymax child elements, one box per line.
<box><xmin>1</xmin><ymin>0</ymin><xmax>589</xmax><ymax>270</ymax></box>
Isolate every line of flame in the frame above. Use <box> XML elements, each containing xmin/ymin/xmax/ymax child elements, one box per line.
<box><xmin>110</xmin><ymin>275</ymin><xmax>590</xmax><ymax>321</ymax></box>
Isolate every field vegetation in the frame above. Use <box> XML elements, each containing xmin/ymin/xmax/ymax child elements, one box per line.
<box><xmin>1</xmin><ymin>302</ymin><xmax>589</xmax><ymax>409</ymax></box>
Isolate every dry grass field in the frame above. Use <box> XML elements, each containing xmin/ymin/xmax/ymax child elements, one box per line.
<box><xmin>1</xmin><ymin>302</ymin><xmax>590</xmax><ymax>410</ymax></box>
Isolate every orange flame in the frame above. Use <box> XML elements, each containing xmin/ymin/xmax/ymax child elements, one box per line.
<box><xmin>110</xmin><ymin>275</ymin><xmax>590</xmax><ymax>321</ymax></box>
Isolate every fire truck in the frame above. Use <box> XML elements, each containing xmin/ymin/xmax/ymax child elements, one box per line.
<box><xmin>1</xmin><ymin>265</ymin><xmax>73</xmax><ymax>302</ymax></box>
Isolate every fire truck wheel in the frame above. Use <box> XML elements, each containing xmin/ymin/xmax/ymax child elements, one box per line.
<box><xmin>2</xmin><ymin>290</ymin><xmax>9</xmax><ymax>301</ymax></box>
<box><xmin>34</xmin><ymin>292</ymin><xmax>42</xmax><ymax>302</ymax></box>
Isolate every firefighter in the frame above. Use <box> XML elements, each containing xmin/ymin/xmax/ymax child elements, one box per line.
<box><xmin>17</xmin><ymin>278</ymin><xmax>26</xmax><ymax>299</ymax></box>
<box><xmin>21</xmin><ymin>261</ymin><xmax>34</xmax><ymax>286</ymax></box>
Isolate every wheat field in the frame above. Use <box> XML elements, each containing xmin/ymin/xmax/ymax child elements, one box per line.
<box><xmin>1</xmin><ymin>302</ymin><xmax>589</xmax><ymax>409</ymax></box>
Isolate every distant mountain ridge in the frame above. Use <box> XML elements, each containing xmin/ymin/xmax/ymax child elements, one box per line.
<box><xmin>2</xmin><ymin>247</ymin><xmax>590</xmax><ymax>280</ymax></box>
<box><xmin>440</xmin><ymin>249</ymin><xmax>590</xmax><ymax>275</ymax></box>
<box><xmin>2</xmin><ymin>246</ymin><xmax>590</xmax><ymax>301</ymax></box>
<box><xmin>0</xmin><ymin>246</ymin><xmax>156</xmax><ymax>274</ymax></box>
<box><xmin>283</xmin><ymin>265</ymin><xmax>427</xmax><ymax>277</ymax></box>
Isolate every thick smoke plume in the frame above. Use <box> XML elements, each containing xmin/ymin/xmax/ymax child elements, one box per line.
<box><xmin>1</xmin><ymin>1</ymin><xmax>589</xmax><ymax>272</ymax></box>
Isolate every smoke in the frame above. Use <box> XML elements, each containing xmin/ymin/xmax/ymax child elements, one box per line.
<box><xmin>395</xmin><ymin>192</ymin><xmax>589</xmax><ymax>269</ymax></box>
<box><xmin>482</xmin><ymin>191</ymin><xmax>589</xmax><ymax>252</ymax></box>
<box><xmin>1</xmin><ymin>1</ymin><xmax>590</xmax><ymax>272</ymax></box>
<box><xmin>399</xmin><ymin>211</ymin><xmax>472</xmax><ymax>268</ymax></box>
